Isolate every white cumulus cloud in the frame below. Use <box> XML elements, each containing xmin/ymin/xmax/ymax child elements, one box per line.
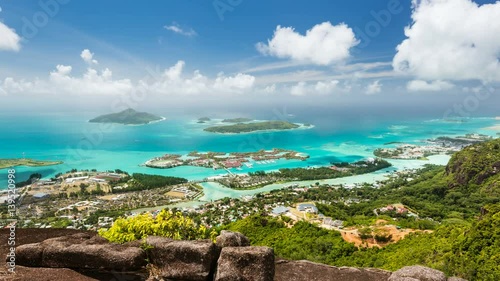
<box><xmin>0</xmin><ymin>22</ymin><xmax>21</xmax><ymax>51</ymax></box>
<box><xmin>365</xmin><ymin>80</ymin><xmax>382</xmax><ymax>95</ymax></box>
<box><xmin>2</xmin><ymin>53</ymin><xmax>132</xmax><ymax>96</ymax></box>
<box><xmin>141</xmin><ymin>61</ymin><xmax>255</xmax><ymax>96</ymax></box>
<box><xmin>214</xmin><ymin>73</ymin><xmax>256</xmax><ymax>91</ymax></box>
<box><xmin>81</xmin><ymin>49</ymin><xmax>98</xmax><ymax>65</ymax></box>
<box><xmin>256</xmin><ymin>21</ymin><xmax>359</xmax><ymax>65</ymax></box>
<box><xmin>290</xmin><ymin>80</ymin><xmax>341</xmax><ymax>96</ymax></box>
<box><xmin>407</xmin><ymin>80</ymin><xmax>455</xmax><ymax>92</ymax></box>
<box><xmin>0</xmin><ymin>52</ymin><xmax>257</xmax><ymax>97</ymax></box>
<box><xmin>164</xmin><ymin>23</ymin><xmax>197</xmax><ymax>37</ymax></box>
<box><xmin>393</xmin><ymin>0</ymin><xmax>500</xmax><ymax>82</ymax></box>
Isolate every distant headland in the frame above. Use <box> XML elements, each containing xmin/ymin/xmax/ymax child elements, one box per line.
<box><xmin>0</xmin><ymin>158</ymin><xmax>63</xmax><ymax>170</ymax></box>
<box><xmin>197</xmin><ymin>117</ymin><xmax>211</xmax><ymax>123</ymax></box>
<box><xmin>89</xmin><ymin>108</ymin><xmax>164</xmax><ymax>125</ymax></box>
<box><xmin>204</xmin><ymin>120</ymin><xmax>310</xmax><ymax>134</ymax></box>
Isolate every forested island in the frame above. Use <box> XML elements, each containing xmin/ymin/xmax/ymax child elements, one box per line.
<box><xmin>204</xmin><ymin>120</ymin><xmax>302</xmax><ymax>133</ymax></box>
<box><xmin>197</xmin><ymin>117</ymin><xmax>211</xmax><ymax>123</ymax></box>
<box><xmin>89</xmin><ymin>108</ymin><xmax>163</xmax><ymax>125</ymax></box>
<box><xmin>0</xmin><ymin>158</ymin><xmax>63</xmax><ymax>169</ymax></box>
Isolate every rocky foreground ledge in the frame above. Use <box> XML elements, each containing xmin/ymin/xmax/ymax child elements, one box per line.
<box><xmin>1</xmin><ymin>229</ymin><xmax>466</xmax><ymax>281</ymax></box>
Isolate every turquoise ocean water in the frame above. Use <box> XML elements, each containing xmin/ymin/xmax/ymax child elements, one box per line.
<box><xmin>1</xmin><ymin>111</ymin><xmax>498</xmax><ymax>191</ymax></box>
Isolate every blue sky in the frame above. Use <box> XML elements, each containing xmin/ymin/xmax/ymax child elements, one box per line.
<box><xmin>0</xmin><ymin>0</ymin><xmax>499</xmax><ymax>115</ymax></box>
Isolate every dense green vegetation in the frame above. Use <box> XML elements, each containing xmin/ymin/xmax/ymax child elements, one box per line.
<box><xmin>15</xmin><ymin>173</ymin><xmax>43</xmax><ymax>187</ymax></box>
<box><xmin>99</xmin><ymin>209</ymin><xmax>216</xmax><ymax>243</ymax></box>
<box><xmin>111</xmin><ymin>173</ymin><xmax>187</xmax><ymax>193</ymax></box>
<box><xmin>204</xmin><ymin>121</ymin><xmax>300</xmax><ymax>133</ymax></box>
<box><xmin>225</xmin><ymin>215</ymin><xmax>357</xmax><ymax>264</ymax></box>
<box><xmin>89</xmin><ymin>108</ymin><xmax>163</xmax><ymax>125</ymax></box>
<box><xmin>222</xmin><ymin>139</ymin><xmax>500</xmax><ymax>280</ymax></box>
<box><xmin>270</xmin><ymin>159</ymin><xmax>392</xmax><ymax>181</ymax></box>
<box><xmin>336</xmin><ymin>204</ymin><xmax>500</xmax><ymax>281</ymax></box>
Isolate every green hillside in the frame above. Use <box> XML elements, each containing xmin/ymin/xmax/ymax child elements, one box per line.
<box><xmin>89</xmin><ymin>108</ymin><xmax>163</xmax><ymax>125</ymax></box>
<box><xmin>224</xmin><ymin>138</ymin><xmax>500</xmax><ymax>280</ymax></box>
<box><xmin>446</xmin><ymin>138</ymin><xmax>500</xmax><ymax>194</ymax></box>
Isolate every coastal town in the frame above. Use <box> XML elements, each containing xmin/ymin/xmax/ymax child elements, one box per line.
<box><xmin>0</xmin><ymin>160</ymin><xmax>429</xmax><ymax>248</ymax></box>
<box><xmin>0</xmin><ymin>133</ymin><xmax>496</xmax><ymax>248</ymax></box>
<box><xmin>374</xmin><ymin>134</ymin><xmax>493</xmax><ymax>160</ymax></box>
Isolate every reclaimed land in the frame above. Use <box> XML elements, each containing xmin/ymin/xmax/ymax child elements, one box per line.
<box><xmin>0</xmin><ymin>158</ymin><xmax>63</xmax><ymax>169</ymax></box>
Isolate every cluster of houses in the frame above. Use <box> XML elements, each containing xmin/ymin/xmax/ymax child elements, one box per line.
<box><xmin>215</xmin><ymin>174</ymin><xmax>278</xmax><ymax>189</ymax></box>
<box><xmin>377</xmin><ymin>204</ymin><xmax>418</xmax><ymax>218</ymax></box>
<box><xmin>166</xmin><ymin>185</ymin><xmax>202</xmax><ymax>199</ymax></box>
<box><xmin>55</xmin><ymin>200</ymin><xmax>101</xmax><ymax>216</ymax></box>
<box><xmin>271</xmin><ymin>202</ymin><xmax>344</xmax><ymax>229</ymax></box>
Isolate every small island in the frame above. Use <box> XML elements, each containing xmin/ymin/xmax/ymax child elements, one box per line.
<box><xmin>0</xmin><ymin>158</ymin><xmax>63</xmax><ymax>169</ymax></box>
<box><xmin>197</xmin><ymin>117</ymin><xmax>211</xmax><ymax>123</ymax></box>
<box><xmin>89</xmin><ymin>108</ymin><xmax>164</xmax><ymax>125</ymax></box>
<box><xmin>204</xmin><ymin>120</ymin><xmax>302</xmax><ymax>134</ymax></box>
<box><xmin>222</xmin><ymin>117</ymin><xmax>253</xmax><ymax>123</ymax></box>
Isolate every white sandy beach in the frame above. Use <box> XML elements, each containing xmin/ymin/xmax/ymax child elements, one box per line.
<box><xmin>484</xmin><ymin>125</ymin><xmax>500</xmax><ymax>131</ymax></box>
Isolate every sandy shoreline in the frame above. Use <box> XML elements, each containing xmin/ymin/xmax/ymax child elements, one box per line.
<box><xmin>484</xmin><ymin>125</ymin><xmax>500</xmax><ymax>131</ymax></box>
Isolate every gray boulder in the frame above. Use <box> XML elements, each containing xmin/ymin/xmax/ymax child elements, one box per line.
<box><xmin>447</xmin><ymin>278</ymin><xmax>468</xmax><ymax>281</ymax></box>
<box><xmin>14</xmin><ymin>233</ymin><xmax>147</xmax><ymax>271</ymax></box>
<box><xmin>389</xmin><ymin>265</ymin><xmax>447</xmax><ymax>281</ymax></box>
<box><xmin>275</xmin><ymin>260</ymin><xmax>391</xmax><ymax>281</ymax></box>
<box><xmin>215</xmin><ymin>246</ymin><xmax>274</xmax><ymax>281</ymax></box>
<box><xmin>216</xmin><ymin>230</ymin><xmax>250</xmax><ymax>248</ymax></box>
<box><xmin>146</xmin><ymin>236</ymin><xmax>217</xmax><ymax>281</ymax></box>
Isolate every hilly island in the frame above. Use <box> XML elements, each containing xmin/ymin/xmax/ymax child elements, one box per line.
<box><xmin>204</xmin><ymin>120</ymin><xmax>304</xmax><ymax>133</ymax></box>
<box><xmin>89</xmin><ymin>108</ymin><xmax>164</xmax><ymax>125</ymax></box>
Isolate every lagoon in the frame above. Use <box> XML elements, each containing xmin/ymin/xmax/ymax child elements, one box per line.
<box><xmin>0</xmin><ymin>112</ymin><xmax>497</xmax><ymax>197</ymax></box>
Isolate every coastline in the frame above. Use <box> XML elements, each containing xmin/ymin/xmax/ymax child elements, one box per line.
<box><xmin>131</xmin><ymin>154</ymin><xmax>451</xmax><ymax>212</ymax></box>
<box><xmin>1</xmin><ymin>116</ymin><xmax>497</xmax><ymax>192</ymax></box>
<box><xmin>0</xmin><ymin>160</ymin><xmax>63</xmax><ymax>170</ymax></box>
<box><xmin>484</xmin><ymin>125</ymin><xmax>500</xmax><ymax>131</ymax></box>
